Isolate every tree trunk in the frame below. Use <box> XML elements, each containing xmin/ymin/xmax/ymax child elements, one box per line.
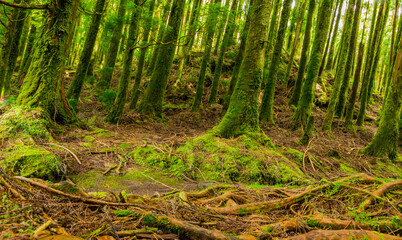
<box><xmin>146</xmin><ymin>0</ymin><xmax>173</xmax><ymax>76</ymax></box>
<box><xmin>292</xmin><ymin>0</ymin><xmax>333</xmax><ymax>129</ymax></box>
<box><xmin>214</xmin><ymin>0</ymin><xmax>271</xmax><ymax>138</ymax></box>
<box><xmin>334</xmin><ymin>0</ymin><xmax>362</xmax><ymax>118</ymax></box>
<box><xmin>104</xmin><ymin>0</ymin><xmax>142</xmax><ymax>124</ymax></box>
<box><xmin>356</xmin><ymin>0</ymin><xmax>386</xmax><ymax>126</ymax></box>
<box><xmin>260</xmin><ymin>0</ymin><xmax>292</xmax><ymax>124</ymax></box>
<box><xmin>212</xmin><ymin>0</ymin><xmax>231</xmax><ymax>56</ymax></box>
<box><xmin>17</xmin><ymin>23</ymin><xmax>36</xmax><ymax>85</ymax></box>
<box><xmin>325</xmin><ymin>0</ymin><xmax>344</xmax><ymax>71</ymax></box>
<box><xmin>322</xmin><ymin>0</ymin><xmax>356</xmax><ymax>132</ymax></box>
<box><xmin>96</xmin><ymin>0</ymin><xmax>127</xmax><ymax>93</ymax></box>
<box><xmin>288</xmin><ymin>0</ymin><xmax>315</xmax><ymax>107</ymax></box>
<box><xmin>16</xmin><ymin>0</ymin><xmax>79</xmax><ymax>123</ymax></box>
<box><xmin>362</xmin><ymin>37</ymin><xmax>402</xmax><ymax>160</ymax></box>
<box><xmin>191</xmin><ymin>0</ymin><xmax>222</xmax><ymax>112</ymax></box>
<box><xmin>207</xmin><ymin>0</ymin><xmax>239</xmax><ymax>104</ymax></box>
<box><xmin>223</xmin><ymin>0</ymin><xmax>252</xmax><ymax>110</ymax></box>
<box><xmin>129</xmin><ymin>0</ymin><xmax>156</xmax><ymax>109</ymax></box>
<box><xmin>66</xmin><ymin>0</ymin><xmax>107</xmax><ymax>109</ymax></box>
<box><xmin>138</xmin><ymin>0</ymin><xmax>186</xmax><ymax>118</ymax></box>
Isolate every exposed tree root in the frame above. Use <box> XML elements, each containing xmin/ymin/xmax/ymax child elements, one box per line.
<box><xmin>194</xmin><ymin>191</ymin><xmax>249</xmax><ymax>205</ymax></box>
<box><xmin>186</xmin><ymin>185</ymin><xmax>234</xmax><ymax>199</ymax></box>
<box><xmin>359</xmin><ymin>180</ymin><xmax>402</xmax><ymax>211</ymax></box>
<box><xmin>207</xmin><ymin>174</ymin><xmax>375</xmax><ymax>215</ymax></box>
<box><xmin>281</xmin><ymin>230</ymin><xmax>402</xmax><ymax>240</ymax></box>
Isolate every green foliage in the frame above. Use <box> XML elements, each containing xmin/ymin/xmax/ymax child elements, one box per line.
<box><xmin>115</xmin><ymin>210</ymin><xmax>135</xmax><ymax>217</ymax></box>
<box><xmin>98</xmin><ymin>89</ymin><xmax>117</xmax><ymax>108</ymax></box>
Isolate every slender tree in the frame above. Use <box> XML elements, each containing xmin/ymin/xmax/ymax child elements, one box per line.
<box><xmin>322</xmin><ymin>0</ymin><xmax>356</xmax><ymax>132</ymax></box>
<box><xmin>208</xmin><ymin>0</ymin><xmax>238</xmax><ymax>104</ymax></box>
<box><xmin>138</xmin><ymin>0</ymin><xmax>186</xmax><ymax>118</ymax></box>
<box><xmin>284</xmin><ymin>0</ymin><xmax>306</xmax><ymax>85</ymax></box>
<box><xmin>288</xmin><ymin>0</ymin><xmax>315</xmax><ymax>106</ymax></box>
<box><xmin>215</xmin><ymin>0</ymin><xmax>271</xmax><ymax>138</ymax></box>
<box><xmin>356</xmin><ymin>0</ymin><xmax>386</xmax><ymax>126</ymax></box>
<box><xmin>146</xmin><ymin>0</ymin><xmax>173</xmax><ymax>76</ymax></box>
<box><xmin>66</xmin><ymin>0</ymin><xmax>107</xmax><ymax>109</ymax></box>
<box><xmin>362</xmin><ymin>37</ymin><xmax>402</xmax><ymax>160</ymax></box>
<box><xmin>260</xmin><ymin>0</ymin><xmax>292</xmax><ymax>124</ymax></box>
<box><xmin>191</xmin><ymin>0</ymin><xmax>222</xmax><ymax>111</ymax></box>
<box><xmin>105</xmin><ymin>0</ymin><xmax>142</xmax><ymax>123</ymax></box>
<box><xmin>223</xmin><ymin>0</ymin><xmax>253</xmax><ymax>110</ymax></box>
<box><xmin>292</xmin><ymin>0</ymin><xmax>333</xmax><ymax>129</ymax></box>
<box><xmin>17</xmin><ymin>24</ymin><xmax>36</xmax><ymax>85</ymax></box>
<box><xmin>96</xmin><ymin>0</ymin><xmax>127</xmax><ymax>92</ymax></box>
<box><xmin>129</xmin><ymin>0</ymin><xmax>156</xmax><ymax>109</ymax></box>
<box><xmin>334</xmin><ymin>0</ymin><xmax>362</xmax><ymax>118</ymax></box>
<box><xmin>213</xmin><ymin>0</ymin><xmax>231</xmax><ymax>55</ymax></box>
<box><xmin>325</xmin><ymin>0</ymin><xmax>344</xmax><ymax>71</ymax></box>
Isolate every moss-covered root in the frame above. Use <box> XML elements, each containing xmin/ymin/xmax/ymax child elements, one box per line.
<box><xmin>142</xmin><ymin>213</ymin><xmax>238</xmax><ymax>240</ymax></box>
<box><xmin>214</xmin><ymin>0</ymin><xmax>270</xmax><ymax>138</ymax></box>
<box><xmin>299</xmin><ymin>115</ymin><xmax>315</xmax><ymax>145</ymax></box>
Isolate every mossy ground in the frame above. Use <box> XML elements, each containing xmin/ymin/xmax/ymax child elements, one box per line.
<box><xmin>130</xmin><ymin>133</ymin><xmax>308</xmax><ymax>185</ymax></box>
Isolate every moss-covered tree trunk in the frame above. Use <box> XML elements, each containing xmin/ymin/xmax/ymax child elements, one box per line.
<box><xmin>207</xmin><ymin>0</ymin><xmax>238</xmax><ymax>104</ymax></box>
<box><xmin>177</xmin><ymin>0</ymin><xmax>202</xmax><ymax>80</ymax></box>
<box><xmin>288</xmin><ymin>0</ymin><xmax>315</xmax><ymax>107</ymax></box>
<box><xmin>318</xmin><ymin>0</ymin><xmax>339</xmax><ymax>77</ymax></box>
<box><xmin>356</xmin><ymin>0</ymin><xmax>386</xmax><ymax>126</ymax></box>
<box><xmin>66</xmin><ymin>0</ymin><xmax>107</xmax><ymax>109</ymax></box>
<box><xmin>146</xmin><ymin>0</ymin><xmax>173</xmax><ymax>76</ymax></box>
<box><xmin>191</xmin><ymin>0</ymin><xmax>222</xmax><ymax>112</ymax></box>
<box><xmin>0</xmin><ymin>0</ymin><xmax>23</xmax><ymax>94</ymax></box>
<box><xmin>16</xmin><ymin>0</ymin><xmax>79</xmax><ymax>122</ymax></box>
<box><xmin>2</xmin><ymin>3</ymin><xmax>27</xmax><ymax>95</ymax></box>
<box><xmin>292</xmin><ymin>0</ymin><xmax>333</xmax><ymax>129</ymax></box>
<box><xmin>284</xmin><ymin>0</ymin><xmax>306</xmax><ymax>85</ymax></box>
<box><xmin>324</xmin><ymin>0</ymin><xmax>344</xmax><ymax>71</ymax></box>
<box><xmin>223</xmin><ymin>0</ymin><xmax>252</xmax><ymax>110</ymax></box>
<box><xmin>259</xmin><ymin>0</ymin><xmax>292</xmax><ymax>124</ymax></box>
<box><xmin>366</xmin><ymin>3</ymin><xmax>389</xmax><ymax>104</ymax></box>
<box><xmin>215</xmin><ymin>0</ymin><xmax>270</xmax><ymax>138</ymax></box>
<box><xmin>104</xmin><ymin>0</ymin><xmax>142</xmax><ymax>124</ymax></box>
<box><xmin>17</xmin><ymin>24</ymin><xmax>36</xmax><ymax>85</ymax></box>
<box><xmin>212</xmin><ymin>0</ymin><xmax>231</xmax><ymax>56</ymax></box>
<box><xmin>285</xmin><ymin>0</ymin><xmax>299</xmax><ymax>52</ymax></box>
<box><xmin>96</xmin><ymin>0</ymin><xmax>127</xmax><ymax>93</ymax></box>
<box><xmin>129</xmin><ymin>0</ymin><xmax>156</xmax><ymax>109</ymax></box>
<box><xmin>263</xmin><ymin>0</ymin><xmax>281</xmax><ymax>71</ymax></box>
<box><xmin>138</xmin><ymin>0</ymin><xmax>186</xmax><ymax>119</ymax></box>
<box><xmin>362</xmin><ymin>38</ymin><xmax>402</xmax><ymax>160</ymax></box>
<box><xmin>334</xmin><ymin>0</ymin><xmax>362</xmax><ymax>118</ymax></box>
<box><xmin>344</xmin><ymin>42</ymin><xmax>365</xmax><ymax>129</ymax></box>
<box><xmin>322</xmin><ymin>0</ymin><xmax>355</xmax><ymax>132</ymax></box>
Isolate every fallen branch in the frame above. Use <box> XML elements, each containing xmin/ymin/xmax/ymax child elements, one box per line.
<box><xmin>0</xmin><ymin>175</ymin><xmax>26</xmax><ymax>200</ymax></box>
<box><xmin>194</xmin><ymin>191</ymin><xmax>249</xmax><ymax>205</ymax></box>
<box><xmin>359</xmin><ymin>180</ymin><xmax>402</xmax><ymax>211</ymax></box>
<box><xmin>46</xmin><ymin>143</ymin><xmax>82</xmax><ymax>165</ymax></box>
<box><xmin>206</xmin><ymin>174</ymin><xmax>375</xmax><ymax>215</ymax></box>
<box><xmin>281</xmin><ymin>230</ymin><xmax>402</xmax><ymax>240</ymax></box>
<box><xmin>14</xmin><ymin>176</ymin><xmax>156</xmax><ymax>209</ymax></box>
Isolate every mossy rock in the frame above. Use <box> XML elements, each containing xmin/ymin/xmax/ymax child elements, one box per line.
<box><xmin>1</xmin><ymin>145</ymin><xmax>61</xmax><ymax>181</ymax></box>
<box><xmin>130</xmin><ymin>134</ymin><xmax>307</xmax><ymax>185</ymax></box>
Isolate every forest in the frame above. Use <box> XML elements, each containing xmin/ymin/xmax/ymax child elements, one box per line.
<box><xmin>0</xmin><ymin>0</ymin><xmax>401</xmax><ymax>239</ymax></box>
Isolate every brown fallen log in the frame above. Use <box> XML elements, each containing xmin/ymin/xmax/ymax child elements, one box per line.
<box><xmin>281</xmin><ymin>230</ymin><xmax>402</xmax><ymax>240</ymax></box>
<box><xmin>359</xmin><ymin>180</ymin><xmax>402</xmax><ymax>211</ymax></box>
<box><xmin>207</xmin><ymin>174</ymin><xmax>375</xmax><ymax>215</ymax></box>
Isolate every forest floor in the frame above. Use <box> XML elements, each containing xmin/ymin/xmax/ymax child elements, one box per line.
<box><xmin>1</xmin><ymin>55</ymin><xmax>401</xmax><ymax>239</ymax></box>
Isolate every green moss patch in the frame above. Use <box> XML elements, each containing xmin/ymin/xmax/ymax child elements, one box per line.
<box><xmin>130</xmin><ymin>134</ymin><xmax>307</xmax><ymax>185</ymax></box>
<box><xmin>1</xmin><ymin>145</ymin><xmax>61</xmax><ymax>180</ymax></box>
